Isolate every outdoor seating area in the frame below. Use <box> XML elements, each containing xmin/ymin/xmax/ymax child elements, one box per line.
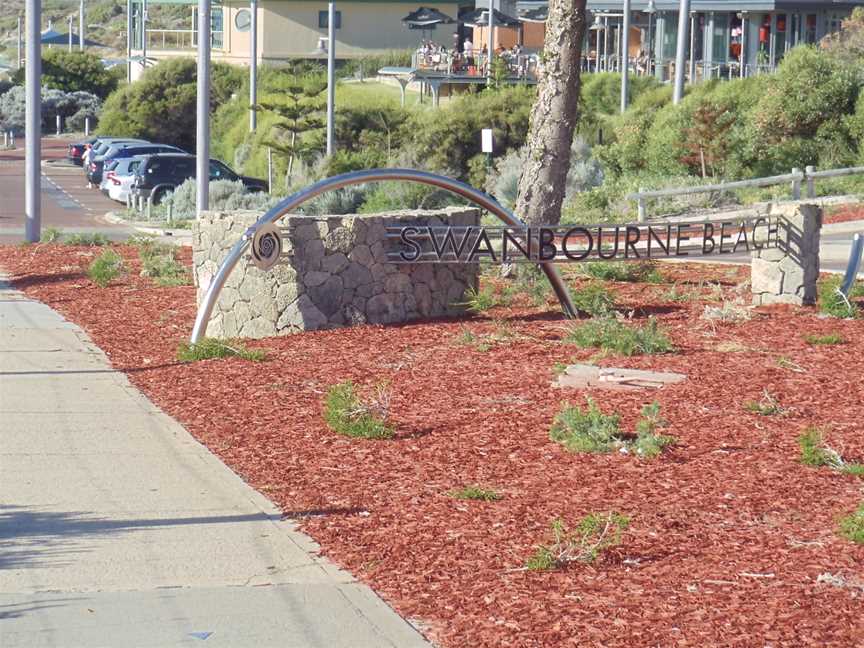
<box><xmin>412</xmin><ymin>40</ymin><xmax>538</xmax><ymax>79</ymax></box>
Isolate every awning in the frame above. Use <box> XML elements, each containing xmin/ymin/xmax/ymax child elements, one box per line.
<box><xmin>402</xmin><ymin>7</ymin><xmax>456</xmax><ymax>27</ymax></box>
<box><xmin>461</xmin><ymin>8</ymin><xmax>521</xmax><ymax>29</ymax></box>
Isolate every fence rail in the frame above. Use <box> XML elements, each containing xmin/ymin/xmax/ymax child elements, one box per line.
<box><xmin>628</xmin><ymin>165</ymin><xmax>864</xmax><ymax>221</ymax></box>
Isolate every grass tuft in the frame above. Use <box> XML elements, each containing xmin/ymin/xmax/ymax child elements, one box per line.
<box><xmin>457</xmin><ymin>286</ymin><xmax>507</xmax><ymax>313</ymax></box>
<box><xmin>818</xmin><ymin>276</ymin><xmax>859</xmax><ymax>319</ymax></box>
<box><xmin>41</xmin><ymin>227</ymin><xmax>63</xmax><ymax>243</ymax></box>
<box><xmin>87</xmin><ymin>249</ymin><xmax>125</xmax><ymax>287</ymax></box>
<box><xmin>66</xmin><ymin>232</ymin><xmax>110</xmax><ymax>246</ymax></box>
<box><xmin>798</xmin><ymin>427</ymin><xmax>864</xmax><ymax>477</ymax></box>
<box><xmin>177</xmin><ymin>338</ymin><xmax>266</xmax><ymax>362</ymax></box>
<box><xmin>581</xmin><ymin>261</ymin><xmax>664</xmax><ymax>284</ymax></box>
<box><xmin>571</xmin><ymin>281</ymin><xmax>616</xmax><ymax>317</ymax></box>
<box><xmin>839</xmin><ymin>502</ymin><xmax>864</xmax><ymax>544</ymax></box>
<box><xmin>803</xmin><ymin>333</ymin><xmax>845</xmax><ymax>346</ymax></box>
<box><xmin>744</xmin><ymin>390</ymin><xmax>786</xmax><ymax>416</ymax></box>
<box><xmin>566</xmin><ymin>317</ymin><xmax>674</xmax><ymax>356</ymax></box>
<box><xmin>448</xmin><ymin>485</ymin><xmax>502</xmax><ymax>501</ymax></box>
<box><xmin>526</xmin><ymin>512</ymin><xmax>630</xmax><ymax>570</ymax></box>
<box><xmin>323</xmin><ymin>381</ymin><xmax>394</xmax><ymax>439</ymax></box>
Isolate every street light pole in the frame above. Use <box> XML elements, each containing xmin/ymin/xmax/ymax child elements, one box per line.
<box><xmin>79</xmin><ymin>0</ymin><xmax>85</xmax><ymax>51</ymax></box>
<box><xmin>25</xmin><ymin>0</ymin><xmax>42</xmax><ymax>243</ymax></box>
<box><xmin>17</xmin><ymin>16</ymin><xmax>23</xmax><ymax>69</ymax></box>
<box><xmin>68</xmin><ymin>15</ymin><xmax>74</xmax><ymax>51</ymax></box>
<box><xmin>196</xmin><ymin>0</ymin><xmax>211</xmax><ymax>215</ymax></box>
<box><xmin>646</xmin><ymin>0</ymin><xmax>655</xmax><ymax>77</ymax></box>
<box><xmin>487</xmin><ymin>0</ymin><xmax>494</xmax><ymax>86</ymax></box>
<box><xmin>672</xmin><ymin>0</ymin><xmax>690</xmax><ymax>104</ymax></box>
<box><xmin>249</xmin><ymin>0</ymin><xmax>257</xmax><ymax>131</ymax></box>
<box><xmin>126</xmin><ymin>0</ymin><xmax>131</xmax><ymax>82</ymax></box>
<box><xmin>326</xmin><ymin>1</ymin><xmax>335</xmax><ymax>156</ymax></box>
<box><xmin>620</xmin><ymin>0</ymin><xmax>631</xmax><ymax>112</ymax></box>
<box><xmin>142</xmin><ymin>0</ymin><xmax>147</xmax><ymax>68</ymax></box>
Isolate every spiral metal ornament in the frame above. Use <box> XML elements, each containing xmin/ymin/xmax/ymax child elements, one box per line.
<box><xmin>250</xmin><ymin>223</ymin><xmax>283</xmax><ymax>271</ymax></box>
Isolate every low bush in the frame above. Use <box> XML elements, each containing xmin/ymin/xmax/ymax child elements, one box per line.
<box><xmin>448</xmin><ymin>486</ymin><xmax>502</xmax><ymax>501</ymax></box>
<box><xmin>566</xmin><ymin>317</ymin><xmax>674</xmax><ymax>356</ymax></box>
<box><xmin>164</xmin><ymin>179</ymin><xmax>279</xmax><ymax>221</ymax></box>
<box><xmin>803</xmin><ymin>333</ymin><xmax>845</xmax><ymax>345</ymax></box>
<box><xmin>701</xmin><ymin>300</ymin><xmax>752</xmax><ymax>322</ymax></box>
<box><xmin>323</xmin><ymin>381</ymin><xmax>394</xmax><ymax>439</ymax></box>
<box><xmin>66</xmin><ymin>232</ymin><xmax>109</xmax><ymax>246</ymax></box>
<box><xmin>570</xmin><ymin>281</ymin><xmax>616</xmax><ymax>317</ymax></box>
<box><xmin>839</xmin><ymin>502</ymin><xmax>864</xmax><ymax>544</ymax></box>
<box><xmin>526</xmin><ymin>512</ymin><xmax>630</xmax><ymax>570</ymax></box>
<box><xmin>457</xmin><ymin>286</ymin><xmax>507</xmax><ymax>313</ymax></box>
<box><xmin>41</xmin><ymin>227</ymin><xmax>63</xmax><ymax>243</ymax></box>
<box><xmin>580</xmin><ymin>261</ymin><xmax>663</xmax><ymax>283</ymax></box>
<box><xmin>632</xmin><ymin>402</ymin><xmax>676</xmax><ymax>458</ymax></box>
<box><xmin>87</xmin><ymin>249</ymin><xmax>125</xmax><ymax>287</ymax></box>
<box><xmin>140</xmin><ymin>249</ymin><xmax>190</xmax><ymax>287</ymax></box>
<box><xmin>744</xmin><ymin>390</ymin><xmax>787</xmax><ymax>416</ymax></box>
<box><xmin>176</xmin><ymin>338</ymin><xmax>266</xmax><ymax>362</ymax></box>
<box><xmin>550</xmin><ymin>398</ymin><xmax>622</xmax><ymax>454</ymax></box>
<box><xmin>818</xmin><ymin>276</ymin><xmax>860</xmax><ymax>319</ymax></box>
<box><xmin>799</xmin><ymin>427</ymin><xmax>864</xmax><ymax>476</ymax></box>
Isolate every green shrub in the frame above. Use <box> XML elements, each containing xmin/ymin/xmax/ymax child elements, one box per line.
<box><xmin>41</xmin><ymin>227</ymin><xmax>63</xmax><ymax>243</ymax></box>
<box><xmin>633</xmin><ymin>402</ymin><xmax>676</xmax><ymax>458</ymax></box>
<box><xmin>526</xmin><ymin>512</ymin><xmax>630</xmax><ymax>570</ymax></box>
<box><xmin>550</xmin><ymin>398</ymin><xmax>623</xmax><ymax>453</ymax></box>
<box><xmin>566</xmin><ymin>317</ymin><xmax>673</xmax><ymax>356</ymax></box>
<box><xmin>804</xmin><ymin>333</ymin><xmax>845</xmax><ymax>345</ymax></box>
<box><xmin>799</xmin><ymin>427</ymin><xmax>843</xmax><ymax>468</ymax></box>
<box><xmin>66</xmin><ymin>232</ymin><xmax>109</xmax><ymax>246</ymax></box>
<box><xmin>177</xmin><ymin>338</ymin><xmax>266</xmax><ymax>362</ymax></box>
<box><xmin>140</xmin><ymin>251</ymin><xmax>190</xmax><ymax>287</ymax></box>
<box><xmin>323</xmin><ymin>381</ymin><xmax>394</xmax><ymax>439</ymax></box>
<box><xmin>838</xmin><ymin>502</ymin><xmax>864</xmax><ymax>544</ymax></box>
<box><xmin>457</xmin><ymin>286</ymin><xmax>506</xmax><ymax>313</ymax></box>
<box><xmin>744</xmin><ymin>390</ymin><xmax>787</xmax><ymax>416</ymax></box>
<box><xmin>818</xmin><ymin>276</ymin><xmax>860</xmax><ymax>318</ymax></box>
<box><xmin>510</xmin><ymin>264</ymin><xmax>552</xmax><ymax>306</ymax></box>
<box><xmin>571</xmin><ymin>281</ymin><xmax>616</xmax><ymax>317</ymax></box>
<box><xmin>580</xmin><ymin>261</ymin><xmax>663</xmax><ymax>283</ymax></box>
<box><xmin>87</xmin><ymin>249</ymin><xmax>125</xmax><ymax>287</ymax></box>
<box><xmin>13</xmin><ymin>50</ymin><xmax>118</xmax><ymax>99</ymax></box>
<box><xmin>448</xmin><ymin>486</ymin><xmax>502</xmax><ymax>501</ymax></box>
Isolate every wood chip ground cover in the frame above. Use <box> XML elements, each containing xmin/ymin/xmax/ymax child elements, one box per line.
<box><xmin>2</xmin><ymin>244</ymin><xmax>863</xmax><ymax>647</ymax></box>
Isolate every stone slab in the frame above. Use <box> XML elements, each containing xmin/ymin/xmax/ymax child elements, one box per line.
<box><xmin>554</xmin><ymin>364</ymin><xmax>687</xmax><ymax>391</ymax></box>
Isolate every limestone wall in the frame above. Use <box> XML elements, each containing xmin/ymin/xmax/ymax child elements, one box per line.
<box><xmin>750</xmin><ymin>202</ymin><xmax>821</xmax><ymax>306</ymax></box>
<box><xmin>192</xmin><ymin>208</ymin><xmax>480</xmax><ymax>339</ymax></box>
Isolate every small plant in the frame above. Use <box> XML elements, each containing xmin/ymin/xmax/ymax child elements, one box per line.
<box><xmin>323</xmin><ymin>380</ymin><xmax>394</xmax><ymax>439</ymax></box>
<box><xmin>457</xmin><ymin>286</ymin><xmax>505</xmax><ymax>313</ymax></box>
<box><xmin>838</xmin><ymin>502</ymin><xmax>864</xmax><ymax>544</ymax></box>
<box><xmin>566</xmin><ymin>317</ymin><xmax>674</xmax><ymax>356</ymax></box>
<box><xmin>552</xmin><ymin>361</ymin><xmax>568</xmax><ymax>376</ymax></box>
<box><xmin>448</xmin><ymin>485</ymin><xmax>501</xmax><ymax>501</ymax></box>
<box><xmin>818</xmin><ymin>276</ymin><xmax>859</xmax><ymax>319</ymax></box>
<box><xmin>87</xmin><ymin>249</ymin><xmax>125</xmax><ymax>287</ymax></box>
<box><xmin>41</xmin><ymin>226</ymin><xmax>63</xmax><ymax>243</ymax></box>
<box><xmin>66</xmin><ymin>232</ymin><xmax>109</xmax><ymax>246</ymax></box>
<box><xmin>581</xmin><ymin>261</ymin><xmax>664</xmax><ymax>284</ymax></box>
<box><xmin>803</xmin><ymin>333</ymin><xmax>845</xmax><ymax>345</ymax></box>
<box><xmin>550</xmin><ymin>398</ymin><xmax>623</xmax><ymax>453</ymax></box>
<box><xmin>701</xmin><ymin>300</ymin><xmax>752</xmax><ymax>322</ymax></box>
<box><xmin>744</xmin><ymin>390</ymin><xmax>787</xmax><ymax>416</ymax></box>
<box><xmin>177</xmin><ymin>338</ymin><xmax>266</xmax><ymax>362</ymax></box>
<box><xmin>664</xmin><ymin>284</ymin><xmax>695</xmax><ymax>303</ymax></box>
<box><xmin>571</xmin><ymin>281</ymin><xmax>616</xmax><ymax>317</ymax></box>
<box><xmin>140</xmin><ymin>252</ymin><xmax>190</xmax><ymax>286</ymax></box>
<box><xmin>776</xmin><ymin>355</ymin><xmax>805</xmax><ymax>373</ymax></box>
<box><xmin>125</xmin><ymin>232</ymin><xmax>158</xmax><ymax>248</ymax></box>
<box><xmin>799</xmin><ymin>427</ymin><xmax>864</xmax><ymax>477</ymax></box>
<box><xmin>510</xmin><ymin>264</ymin><xmax>552</xmax><ymax>306</ymax></box>
<box><xmin>633</xmin><ymin>401</ymin><xmax>676</xmax><ymax>458</ymax></box>
<box><xmin>526</xmin><ymin>512</ymin><xmax>630</xmax><ymax>570</ymax></box>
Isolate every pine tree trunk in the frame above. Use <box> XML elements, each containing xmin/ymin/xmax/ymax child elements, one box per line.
<box><xmin>515</xmin><ymin>0</ymin><xmax>588</xmax><ymax>227</ymax></box>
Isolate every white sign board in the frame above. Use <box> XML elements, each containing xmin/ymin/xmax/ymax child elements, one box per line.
<box><xmin>481</xmin><ymin>128</ymin><xmax>493</xmax><ymax>154</ymax></box>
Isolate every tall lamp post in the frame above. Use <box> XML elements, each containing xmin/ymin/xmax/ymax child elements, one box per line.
<box><xmin>326</xmin><ymin>1</ymin><xmax>335</xmax><ymax>156</ymax></box>
<box><xmin>249</xmin><ymin>0</ymin><xmax>257</xmax><ymax>131</ymax></box>
<box><xmin>645</xmin><ymin>0</ymin><xmax>655</xmax><ymax>77</ymax></box>
<box><xmin>68</xmin><ymin>15</ymin><xmax>74</xmax><ymax>51</ymax></box>
<box><xmin>620</xmin><ymin>0</ymin><xmax>631</xmax><ymax>112</ymax></box>
<box><xmin>486</xmin><ymin>0</ymin><xmax>494</xmax><ymax>86</ymax></box>
<box><xmin>672</xmin><ymin>0</ymin><xmax>690</xmax><ymax>104</ymax></box>
<box><xmin>196</xmin><ymin>0</ymin><xmax>211</xmax><ymax>215</ymax></box>
<box><xmin>126</xmin><ymin>0</ymin><xmax>131</xmax><ymax>82</ymax></box>
<box><xmin>79</xmin><ymin>0</ymin><xmax>85</xmax><ymax>50</ymax></box>
<box><xmin>25</xmin><ymin>0</ymin><xmax>42</xmax><ymax>243</ymax></box>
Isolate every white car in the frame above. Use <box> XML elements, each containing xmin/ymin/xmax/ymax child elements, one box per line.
<box><xmin>102</xmin><ymin>156</ymin><xmax>149</xmax><ymax>204</ymax></box>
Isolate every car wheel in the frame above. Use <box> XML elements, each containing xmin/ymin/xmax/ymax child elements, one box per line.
<box><xmin>151</xmin><ymin>187</ymin><xmax>170</xmax><ymax>205</ymax></box>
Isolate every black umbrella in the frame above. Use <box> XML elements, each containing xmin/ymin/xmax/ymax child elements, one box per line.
<box><xmin>41</xmin><ymin>31</ymin><xmax>105</xmax><ymax>47</ymax></box>
<box><xmin>519</xmin><ymin>7</ymin><xmax>548</xmax><ymax>23</ymax></box>
<box><xmin>461</xmin><ymin>8</ymin><xmax>521</xmax><ymax>28</ymax></box>
<box><xmin>402</xmin><ymin>7</ymin><xmax>456</xmax><ymax>27</ymax></box>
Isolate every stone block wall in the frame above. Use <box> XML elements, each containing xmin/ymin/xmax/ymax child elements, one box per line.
<box><xmin>751</xmin><ymin>202</ymin><xmax>821</xmax><ymax>306</ymax></box>
<box><xmin>193</xmin><ymin>208</ymin><xmax>480</xmax><ymax>339</ymax></box>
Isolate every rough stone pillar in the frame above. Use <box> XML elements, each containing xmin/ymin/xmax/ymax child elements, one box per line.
<box><xmin>751</xmin><ymin>202</ymin><xmax>821</xmax><ymax>306</ymax></box>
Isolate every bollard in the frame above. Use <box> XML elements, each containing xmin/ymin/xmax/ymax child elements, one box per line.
<box><xmin>3</xmin><ymin>132</ymin><xmax>6</xmax><ymax>147</ymax></box>
<box><xmin>637</xmin><ymin>189</ymin><xmax>647</xmax><ymax>222</ymax></box>
<box><xmin>85</xmin><ymin>116</ymin><xmax>90</xmax><ymax>136</ymax></box>
<box><xmin>126</xmin><ymin>193</ymin><xmax>131</xmax><ymax>210</ymax></box>
<box><xmin>167</xmin><ymin>202</ymin><xmax>173</xmax><ymax>223</ymax></box>
<box><xmin>56</xmin><ymin>114</ymin><xmax>61</xmax><ymax>136</ymax></box>
<box><xmin>9</xmin><ymin>132</ymin><xmax>15</xmax><ymax>148</ymax></box>
<box><xmin>145</xmin><ymin>196</ymin><xmax>152</xmax><ymax>220</ymax></box>
<box><xmin>805</xmin><ymin>165</ymin><xmax>815</xmax><ymax>199</ymax></box>
<box><xmin>267</xmin><ymin>147</ymin><xmax>273</xmax><ymax>194</ymax></box>
<box><xmin>791</xmin><ymin>167</ymin><xmax>801</xmax><ymax>200</ymax></box>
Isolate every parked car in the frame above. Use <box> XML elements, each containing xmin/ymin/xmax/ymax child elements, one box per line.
<box><xmin>82</xmin><ymin>138</ymin><xmax>149</xmax><ymax>179</ymax></box>
<box><xmin>67</xmin><ymin>136</ymin><xmax>99</xmax><ymax>166</ymax></box>
<box><xmin>131</xmin><ymin>153</ymin><xmax>267</xmax><ymax>205</ymax></box>
<box><xmin>87</xmin><ymin>143</ymin><xmax>183</xmax><ymax>185</ymax></box>
<box><xmin>100</xmin><ymin>155</ymin><xmax>149</xmax><ymax>203</ymax></box>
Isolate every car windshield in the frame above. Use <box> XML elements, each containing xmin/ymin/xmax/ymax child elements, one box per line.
<box><xmin>105</xmin><ymin>159</ymin><xmax>120</xmax><ymax>171</ymax></box>
<box><xmin>209</xmin><ymin>160</ymin><xmax>235</xmax><ymax>179</ymax></box>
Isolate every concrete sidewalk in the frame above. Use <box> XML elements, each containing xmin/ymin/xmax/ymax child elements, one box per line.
<box><xmin>0</xmin><ymin>277</ymin><xmax>431</xmax><ymax>647</ymax></box>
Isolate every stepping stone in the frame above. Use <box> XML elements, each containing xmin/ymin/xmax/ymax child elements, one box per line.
<box><xmin>554</xmin><ymin>364</ymin><xmax>687</xmax><ymax>391</ymax></box>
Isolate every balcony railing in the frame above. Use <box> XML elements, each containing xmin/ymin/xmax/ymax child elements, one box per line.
<box><xmin>144</xmin><ymin>29</ymin><xmax>224</xmax><ymax>51</ymax></box>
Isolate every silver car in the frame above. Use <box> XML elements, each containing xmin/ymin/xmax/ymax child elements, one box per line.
<box><xmin>101</xmin><ymin>155</ymin><xmax>149</xmax><ymax>203</ymax></box>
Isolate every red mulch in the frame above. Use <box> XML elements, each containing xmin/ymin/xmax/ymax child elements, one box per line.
<box><xmin>2</xmin><ymin>244</ymin><xmax>863</xmax><ymax>647</ymax></box>
<box><xmin>824</xmin><ymin>204</ymin><xmax>864</xmax><ymax>225</ymax></box>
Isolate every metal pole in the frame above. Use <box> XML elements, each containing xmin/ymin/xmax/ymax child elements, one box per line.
<box><xmin>79</xmin><ymin>0</ymin><xmax>84</xmax><ymax>51</ymax></box>
<box><xmin>126</xmin><ymin>0</ymin><xmax>132</xmax><ymax>82</ymax></box>
<box><xmin>688</xmin><ymin>11</ymin><xmax>696</xmax><ymax>81</ymax></box>
<box><xmin>805</xmin><ymin>165</ymin><xmax>815</xmax><ymax>198</ymax></box>
<box><xmin>740</xmin><ymin>13</ymin><xmax>746</xmax><ymax>79</ymax></box>
<box><xmin>621</xmin><ymin>0</ymin><xmax>631</xmax><ymax>112</ymax></box>
<box><xmin>56</xmin><ymin>114</ymin><xmax>61</xmax><ymax>135</ymax></box>
<box><xmin>602</xmin><ymin>16</ymin><xmax>608</xmax><ymax>71</ymax></box>
<box><xmin>142</xmin><ymin>0</ymin><xmax>147</xmax><ymax>67</ymax></box>
<box><xmin>17</xmin><ymin>16</ymin><xmax>23</xmax><ymax>69</ymax></box>
<box><xmin>487</xmin><ymin>0</ymin><xmax>494</xmax><ymax>85</ymax></box>
<box><xmin>85</xmin><ymin>116</ymin><xmax>90</xmax><ymax>135</ymax></box>
<box><xmin>267</xmin><ymin>146</ymin><xmax>273</xmax><ymax>193</ymax></box>
<box><xmin>791</xmin><ymin>167</ymin><xmax>801</xmax><ymax>200</ymax></box>
<box><xmin>326</xmin><ymin>1</ymin><xmax>335</xmax><ymax>156</ymax></box>
<box><xmin>25</xmin><ymin>0</ymin><xmax>42</xmax><ymax>243</ymax></box>
<box><xmin>196</xmin><ymin>0</ymin><xmax>211</xmax><ymax>216</ymax></box>
<box><xmin>68</xmin><ymin>15</ymin><xmax>73</xmax><ymax>51</ymax></box>
<box><xmin>249</xmin><ymin>0</ymin><xmax>257</xmax><ymax>131</ymax></box>
<box><xmin>646</xmin><ymin>11</ymin><xmax>652</xmax><ymax>77</ymax></box>
<box><xmin>672</xmin><ymin>0</ymin><xmax>690</xmax><ymax>104</ymax></box>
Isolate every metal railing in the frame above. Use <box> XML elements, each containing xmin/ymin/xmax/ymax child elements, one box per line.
<box><xmin>145</xmin><ymin>29</ymin><xmax>223</xmax><ymax>51</ymax></box>
<box><xmin>628</xmin><ymin>165</ymin><xmax>864</xmax><ymax>221</ymax></box>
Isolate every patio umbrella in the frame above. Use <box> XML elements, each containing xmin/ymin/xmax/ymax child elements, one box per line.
<box><xmin>402</xmin><ymin>7</ymin><xmax>456</xmax><ymax>27</ymax></box>
<box><xmin>461</xmin><ymin>8</ymin><xmax>521</xmax><ymax>28</ymax></box>
<box><xmin>41</xmin><ymin>31</ymin><xmax>105</xmax><ymax>47</ymax></box>
<box><xmin>519</xmin><ymin>7</ymin><xmax>548</xmax><ymax>23</ymax></box>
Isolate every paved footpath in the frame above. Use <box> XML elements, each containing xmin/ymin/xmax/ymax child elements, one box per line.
<box><xmin>0</xmin><ymin>276</ymin><xmax>431</xmax><ymax>647</ymax></box>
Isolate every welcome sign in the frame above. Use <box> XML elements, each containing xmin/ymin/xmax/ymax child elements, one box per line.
<box><xmin>386</xmin><ymin>217</ymin><xmax>783</xmax><ymax>264</ymax></box>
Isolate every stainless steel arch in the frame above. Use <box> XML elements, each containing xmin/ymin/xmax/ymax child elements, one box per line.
<box><xmin>190</xmin><ymin>168</ymin><xmax>577</xmax><ymax>343</ymax></box>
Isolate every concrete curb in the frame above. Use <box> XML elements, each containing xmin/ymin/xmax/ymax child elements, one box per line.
<box><xmin>104</xmin><ymin>210</ymin><xmax>193</xmax><ymax>245</ymax></box>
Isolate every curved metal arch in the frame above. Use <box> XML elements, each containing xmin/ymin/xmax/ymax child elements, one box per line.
<box><xmin>190</xmin><ymin>168</ymin><xmax>577</xmax><ymax>343</ymax></box>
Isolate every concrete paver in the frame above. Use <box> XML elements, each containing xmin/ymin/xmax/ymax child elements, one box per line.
<box><xmin>0</xmin><ymin>276</ymin><xmax>431</xmax><ymax>647</ymax></box>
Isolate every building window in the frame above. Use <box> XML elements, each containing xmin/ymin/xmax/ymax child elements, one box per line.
<box><xmin>318</xmin><ymin>10</ymin><xmax>342</xmax><ymax>29</ymax></box>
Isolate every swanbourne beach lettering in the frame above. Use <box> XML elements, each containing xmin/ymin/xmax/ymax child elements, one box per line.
<box><xmin>387</xmin><ymin>217</ymin><xmax>783</xmax><ymax>264</ymax></box>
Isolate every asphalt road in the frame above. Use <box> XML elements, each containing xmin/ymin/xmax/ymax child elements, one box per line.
<box><xmin>0</xmin><ymin>137</ymin><xmax>132</xmax><ymax>245</ymax></box>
